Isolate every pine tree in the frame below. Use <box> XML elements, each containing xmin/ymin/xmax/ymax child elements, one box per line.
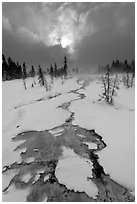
<box><xmin>22</xmin><ymin>62</ymin><xmax>27</xmax><ymax>90</ymax></box>
<box><xmin>23</xmin><ymin>62</ymin><xmax>27</xmax><ymax>79</ymax></box>
<box><xmin>30</xmin><ymin>65</ymin><xmax>36</xmax><ymax>85</ymax></box>
<box><xmin>63</xmin><ymin>56</ymin><xmax>68</xmax><ymax>78</ymax></box>
<box><xmin>50</xmin><ymin>64</ymin><xmax>54</xmax><ymax>83</ymax></box>
<box><xmin>38</xmin><ymin>65</ymin><xmax>48</xmax><ymax>91</ymax></box>
<box><xmin>54</xmin><ymin>63</ymin><xmax>58</xmax><ymax>78</ymax></box>
<box><xmin>38</xmin><ymin>65</ymin><xmax>45</xmax><ymax>86</ymax></box>
<box><xmin>131</xmin><ymin>60</ymin><xmax>135</xmax><ymax>87</ymax></box>
<box><xmin>2</xmin><ymin>54</ymin><xmax>8</xmax><ymax>80</ymax></box>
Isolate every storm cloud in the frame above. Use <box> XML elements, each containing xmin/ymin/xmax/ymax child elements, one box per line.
<box><xmin>2</xmin><ymin>2</ymin><xmax>135</xmax><ymax>72</ymax></box>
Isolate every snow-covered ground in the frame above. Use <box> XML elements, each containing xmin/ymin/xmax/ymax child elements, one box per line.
<box><xmin>2</xmin><ymin>77</ymin><xmax>82</xmax><ymax>201</ymax></box>
<box><xmin>70</xmin><ymin>79</ymin><xmax>135</xmax><ymax>191</ymax></box>
<box><xmin>2</xmin><ymin>75</ymin><xmax>135</xmax><ymax>201</ymax></box>
<box><xmin>2</xmin><ymin>77</ymin><xmax>81</xmax><ymax>167</ymax></box>
<box><xmin>55</xmin><ymin>146</ymin><xmax>98</xmax><ymax>198</ymax></box>
<box><xmin>2</xmin><ymin>185</ymin><xmax>30</xmax><ymax>202</ymax></box>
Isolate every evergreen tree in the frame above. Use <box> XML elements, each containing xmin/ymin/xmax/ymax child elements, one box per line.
<box><xmin>38</xmin><ymin>65</ymin><xmax>48</xmax><ymax>91</ymax></box>
<box><xmin>38</xmin><ymin>65</ymin><xmax>45</xmax><ymax>86</ymax></box>
<box><xmin>54</xmin><ymin>63</ymin><xmax>58</xmax><ymax>78</ymax></box>
<box><xmin>22</xmin><ymin>62</ymin><xmax>27</xmax><ymax>90</ymax></box>
<box><xmin>2</xmin><ymin>54</ymin><xmax>8</xmax><ymax>80</ymax></box>
<box><xmin>22</xmin><ymin>62</ymin><xmax>27</xmax><ymax>79</ymax></box>
<box><xmin>16</xmin><ymin>62</ymin><xmax>22</xmax><ymax>79</ymax></box>
<box><xmin>50</xmin><ymin>64</ymin><xmax>54</xmax><ymax>82</ymax></box>
<box><xmin>8</xmin><ymin>57</ymin><xmax>15</xmax><ymax>79</ymax></box>
<box><xmin>30</xmin><ymin>65</ymin><xmax>36</xmax><ymax>85</ymax></box>
<box><xmin>63</xmin><ymin>56</ymin><xmax>68</xmax><ymax>78</ymax></box>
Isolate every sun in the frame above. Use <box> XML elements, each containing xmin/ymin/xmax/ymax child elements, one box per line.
<box><xmin>60</xmin><ymin>37</ymin><xmax>74</xmax><ymax>53</ymax></box>
<box><xmin>60</xmin><ymin>37</ymin><xmax>72</xmax><ymax>48</ymax></box>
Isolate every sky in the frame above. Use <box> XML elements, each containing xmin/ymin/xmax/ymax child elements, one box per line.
<box><xmin>2</xmin><ymin>2</ymin><xmax>135</xmax><ymax>72</ymax></box>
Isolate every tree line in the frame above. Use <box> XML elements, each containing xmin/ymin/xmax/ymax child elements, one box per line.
<box><xmin>2</xmin><ymin>54</ymin><xmax>68</xmax><ymax>81</ymax></box>
<box><xmin>2</xmin><ymin>54</ymin><xmax>69</xmax><ymax>90</ymax></box>
<box><xmin>98</xmin><ymin>59</ymin><xmax>135</xmax><ymax>74</ymax></box>
<box><xmin>100</xmin><ymin>59</ymin><xmax>135</xmax><ymax>104</ymax></box>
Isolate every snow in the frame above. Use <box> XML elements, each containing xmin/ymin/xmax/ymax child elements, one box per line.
<box><xmin>78</xmin><ymin>80</ymin><xmax>102</xmax><ymax>101</ymax></box>
<box><xmin>77</xmin><ymin>134</ymin><xmax>86</xmax><ymax>138</ymax></box>
<box><xmin>2</xmin><ymin>76</ymin><xmax>135</xmax><ymax>199</ymax></box>
<box><xmin>83</xmin><ymin>142</ymin><xmax>97</xmax><ymax>149</ymax></box>
<box><xmin>2</xmin><ymin>185</ymin><xmax>30</xmax><ymax>202</ymax></box>
<box><xmin>43</xmin><ymin>196</ymin><xmax>48</xmax><ymax>202</ymax></box>
<box><xmin>16</xmin><ymin>147</ymin><xmax>27</xmax><ymax>154</ymax></box>
<box><xmin>49</xmin><ymin>127</ymin><xmax>64</xmax><ymax>137</ymax></box>
<box><xmin>70</xmin><ymin>84</ymin><xmax>135</xmax><ymax>191</ymax></box>
<box><xmin>55</xmin><ymin>147</ymin><xmax>98</xmax><ymax>198</ymax></box>
<box><xmin>44</xmin><ymin>175</ymin><xmax>50</xmax><ymax>182</ymax></box>
<box><xmin>33</xmin><ymin>169</ymin><xmax>45</xmax><ymax>183</ymax></box>
<box><xmin>24</xmin><ymin>157</ymin><xmax>35</xmax><ymax>163</ymax></box>
<box><xmin>2</xmin><ymin>78</ymin><xmax>80</xmax><ymax>167</ymax></box>
<box><xmin>130</xmin><ymin>191</ymin><xmax>135</xmax><ymax>197</ymax></box>
<box><xmin>21</xmin><ymin>172</ymin><xmax>32</xmax><ymax>183</ymax></box>
<box><xmin>2</xmin><ymin>138</ymin><xmax>26</xmax><ymax>167</ymax></box>
<box><xmin>34</xmin><ymin>148</ymin><xmax>39</xmax><ymax>152</ymax></box>
<box><xmin>2</xmin><ymin>169</ymin><xmax>20</xmax><ymax>191</ymax></box>
<box><xmin>2</xmin><ymin>77</ymin><xmax>81</xmax><ymax>201</ymax></box>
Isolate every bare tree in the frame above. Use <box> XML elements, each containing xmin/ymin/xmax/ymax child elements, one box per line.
<box><xmin>101</xmin><ymin>65</ymin><xmax>119</xmax><ymax>104</ymax></box>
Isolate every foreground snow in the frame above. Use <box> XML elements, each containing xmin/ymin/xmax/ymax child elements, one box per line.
<box><xmin>70</xmin><ymin>81</ymin><xmax>135</xmax><ymax>191</ymax></box>
<box><xmin>2</xmin><ymin>76</ymin><xmax>135</xmax><ymax>200</ymax></box>
<box><xmin>2</xmin><ymin>78</ymin><xmax>81</xmax><ymax>167</ymax></box>
<box><xmin>2</xmin><ymin>185</ymin><xmax>30</xmax><ymax>202</ymax></box>
<box><xmin>55</xmin><ymin>147</ymin><xmax>98</xmax><ymax>198</ymax></box>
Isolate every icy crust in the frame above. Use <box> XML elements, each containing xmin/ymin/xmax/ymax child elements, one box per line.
<box><xmin>70</xmin><ymin>86</ymin><xmax>135</xmax><ymax>191</ymax></box>
<box><xmin>55</xmin><ymin>147</ymin><xmax>98</xmax><ymax>198</ymax></box>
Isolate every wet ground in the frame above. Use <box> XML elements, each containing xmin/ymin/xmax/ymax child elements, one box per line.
<box><xmin>2</xmin><ymin>79</ymin><xmax>135</xmax><ymax>202</ymax></box>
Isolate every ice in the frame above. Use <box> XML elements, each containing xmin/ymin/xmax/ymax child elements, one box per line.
<box><xmin>21</xmin><ymin>172</ymin><xmax>32</xmax><ymax>183</ymax></box>
<box><xmin>2</xmin><ymin>184</ymin><xmax>30</xmax><ymax>202</ymax></box>
<box><xmin>55</xmin><ymin>147</ymin><xmax>98</xmax><ymax>198</ymax></box>
<box><xmin>70</xmin><ymin>85</ymin><xmax>135</xmax><ymax>191</ymax></box>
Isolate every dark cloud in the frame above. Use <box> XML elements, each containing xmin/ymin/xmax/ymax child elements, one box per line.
<box><xmin>2</xmin><ymin>2</ymin><xmax>135</xmax><ymax>72</ymax></box>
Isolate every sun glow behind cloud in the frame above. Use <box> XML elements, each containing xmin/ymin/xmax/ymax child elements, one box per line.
<box><xmin>2</xmin><ymin>2</ymin><xmax>135</xmax><ymax>68</ymax></box>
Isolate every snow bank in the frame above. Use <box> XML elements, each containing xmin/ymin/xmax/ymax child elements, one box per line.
<box><xmin>2</xmin><ymin>169</ymin><xmax>20</xmax><ymax>191</ymax></box>
<box><xmin>78</xmin><ymin>80</ymin><xmax>102</xmax><ymax>101</ymax></box>
<box><xmin>70</xmin><ymin>85</ymin><xmax>135</xmax><ymax>191</ymax></box>
<box><xmin>2</xmin><ymin>185</ymin><xmax>30</xmax><ymax>202</ymax></box>
<box><xmin>55</xmin><ymin>147</ymin><xmax>98</xmax><ymax>198</ymax></box>
<box><xmin>3</xmin><ymin>79</ymin><xmax>79</xmax><ymax>167</ymax></box>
